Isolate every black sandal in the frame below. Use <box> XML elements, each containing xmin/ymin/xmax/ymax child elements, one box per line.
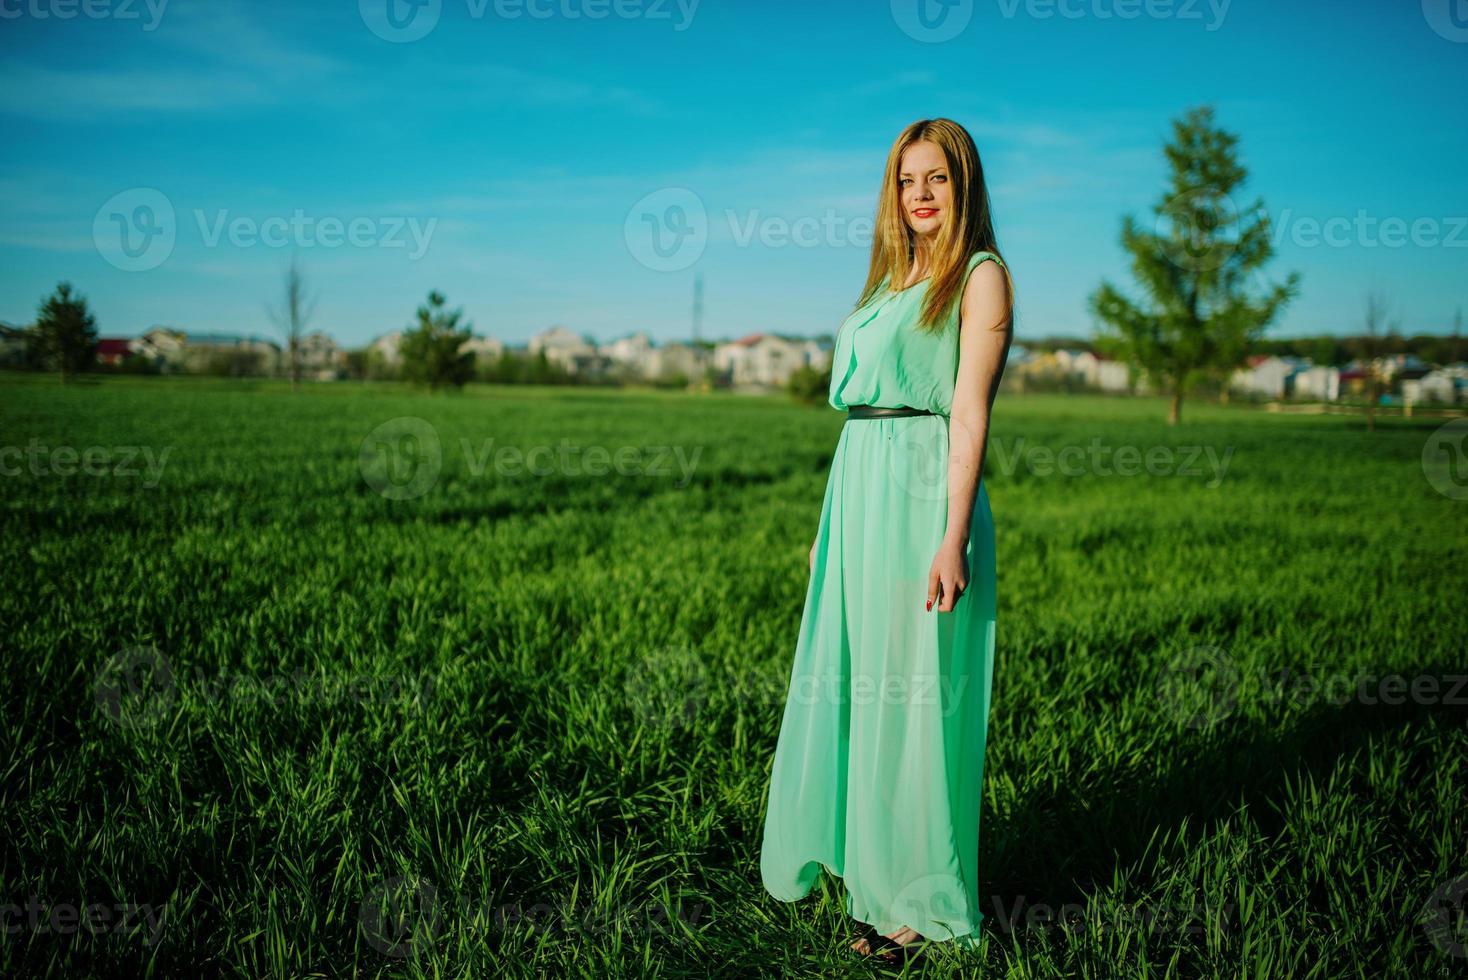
<box><xmin>852</xmin><ymin>925</ymin><xmax>909</xmax><ymax>963</ymax></box>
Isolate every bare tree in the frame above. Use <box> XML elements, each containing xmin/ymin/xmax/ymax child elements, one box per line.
<box><xmin>1360</xmin><ymin>289</ymin><xmax>1399</xmax><ymax>433</ymax></box>
<box><xmin>267</xmin><ymin>254</ymin><xmax>318</xmax><ymax>392</ymax></box>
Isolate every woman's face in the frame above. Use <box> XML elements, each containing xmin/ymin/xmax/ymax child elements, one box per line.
<box><xmin>898</xmin><ymin>140</ymin><xmax>951</xmax><ymax>241</ymax></box>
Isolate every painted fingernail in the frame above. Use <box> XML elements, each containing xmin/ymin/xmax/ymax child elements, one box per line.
<box><xmin>925</xmin><ymin>598</ymin><xmax>932</xmax><ymax>610</ymax></box>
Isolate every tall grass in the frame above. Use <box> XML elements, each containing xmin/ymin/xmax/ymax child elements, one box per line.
<box><xmin>2</xmin><ymin>376</ymin><xmax>1463</xmax><ymax>977</ymax></box>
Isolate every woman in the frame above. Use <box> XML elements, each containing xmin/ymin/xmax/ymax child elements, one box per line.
<box><xmin>758</xmin><ymin>118</ymin><xmax>1014</xmax><ymax>963</ymax></box>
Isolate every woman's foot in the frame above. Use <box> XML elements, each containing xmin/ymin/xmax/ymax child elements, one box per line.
<box><xmin>850</xmin><ymin>925</ymin><xmax>923</xmax><ymax>961</ymax></box>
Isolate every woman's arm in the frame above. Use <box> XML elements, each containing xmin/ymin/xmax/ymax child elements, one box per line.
<box><xmin>927</xmin><ymin>259</ymin><xmax>1013</xmax><ymax>612</ymax></box>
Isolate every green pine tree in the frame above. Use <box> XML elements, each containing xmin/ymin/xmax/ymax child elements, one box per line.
<box><xmin>1089</xmin><ymin>106</ymin><xmax>1301</xmax><ymax>425</ymax></box>
<box><xmin>30</xmin><ymin>281</ymin><xmax>99</xmax><ymax>383</ymax></box>
<box><xmin>399</xmin><ymin>290</ymin><xmax>475</xmax><ymax>391</ymax></box>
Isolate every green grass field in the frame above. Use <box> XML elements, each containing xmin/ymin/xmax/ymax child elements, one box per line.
<box><xmin>2</xmin><ymin>374</ymin><xmax>1464</xmax><ymax>978</ymax></box>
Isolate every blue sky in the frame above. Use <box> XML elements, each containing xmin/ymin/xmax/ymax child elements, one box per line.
<box><xmin>1</xmin><ymin>0</ymin><xmax>1464</xmax><ymax>347</ymax></box>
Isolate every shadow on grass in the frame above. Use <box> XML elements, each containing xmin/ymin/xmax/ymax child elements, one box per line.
<box><xmin>981</xmin><ymin>665</ymin><xmax>1468</xmax><ymax>911</ymax></box>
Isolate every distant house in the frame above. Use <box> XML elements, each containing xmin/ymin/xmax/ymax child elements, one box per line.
<box><xmin>1404</xmin><ymin>366</ymin><xmax>1467</xmax><ymax>405</ymax></box>
<box><xmin>460</xmin><ymin>335</ymin><xmax>504</xmax><ymax>364</ymax></box>
<box><xmin>528</xmin><ymin>326</ymin><xmax>595</xmax><ymax>372</ymax></box>
<box><xmin>138</xmin><ymin>327</ymin><xmax>188</xmax><ymax>364</ymax></box>
<box><xmin>1</xmin><ymin>321</ymin><xmax>34</xmax><ymax>369</ymax></box>
<box><xmin>714</xmin><ymin>332</ymin><xmax>828</xmax><ymax>388</ymax></box>
<box><xmin>1293</xmin><ymin>365</ymin><xmax>1341</xmax><ymax>402</ymax></box>
<box><xmin>367</xmin><ymin>331</ymin><xmax>403</xmax><ymax>366</ymax></box>
<box><xmin>137</xmin><ymin>327</ymin><xmax>280</xmax><ymax>373</ymax></box>
<box><xmin>645</xmin><ymin>341</ymin><xmax>708</xmax><ymax>382</ymax></box>
<box><xmin>1231</xmin><ymin>354</ymin><xmax>1311</xmax><ymax>399</ymax></box>
<box><xmin>184</xmin><ymin>332</ymin><xmax>280</xmax><ymax>373</ymax></box>
<box><xmin>602</xmin><ymin>331</ymin><xmax>655</xmax><ymax>368</ymax></box>
<box><xmin>95</xmin><ymin>338</ymin><xmax>134</xmax><ymax>366</ymax></box>
<box><xmin>296</xmin><ymin>331</ymin><xmax>346</xmax><ymax>379</ymax></box>
<box><xmin>1069</xmin><ymin>351</ymin><xmax>1132</xmax><ymax>392</ymax></box>
<box><xmin>1373</xmin><ymin>353</ymin><xmax>1430</xmax><ymax>382</ymax></box>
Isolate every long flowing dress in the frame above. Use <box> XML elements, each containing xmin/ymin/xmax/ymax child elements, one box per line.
<box><xmin>758</xmin><ymin>250</ymin><xmax>1003</xmax><ymax>949</ymax></box>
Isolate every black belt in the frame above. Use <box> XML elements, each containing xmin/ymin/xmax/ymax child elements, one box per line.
<box><xmin>846</xmin><ymin>404</ymin><xmax>939</xmax><ymax>419</ymax></box>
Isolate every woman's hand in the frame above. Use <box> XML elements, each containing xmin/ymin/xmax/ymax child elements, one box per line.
<box><xmin>927</xmin><ymin>536</ymin><xmax>968</xmax><ymax>612</ymax></box>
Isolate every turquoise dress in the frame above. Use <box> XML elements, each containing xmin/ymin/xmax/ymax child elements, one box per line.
<box><xmin>759</xmin><ymin>250</ymin><xmax>1003</xmax><ymax>949</ymax></box>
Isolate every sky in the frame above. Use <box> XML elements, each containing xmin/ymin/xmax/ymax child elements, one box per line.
<box><xmin>1</xmin><ymin>0</ymin><xmax>1465</xmax><ymax>348</ymax></box>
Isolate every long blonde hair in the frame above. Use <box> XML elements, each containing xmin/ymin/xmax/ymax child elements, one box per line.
<box><xmin>852</xmin><ymin>118</ymin><xmax>1015</xmax><ymax>335</ymax></box>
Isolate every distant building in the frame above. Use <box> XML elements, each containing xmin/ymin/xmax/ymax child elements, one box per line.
<box><xmin>528</xmin><ymin>326</ymin><xmax>596</xmax><ymax>372</ymax></box>
<box><xmin>95</xmin><ymin>338</ymin><xmax>134</xmax><ymax>366</ymax></box>
<box><xmin>1069</xmin><ymin>351</ymin><xmax>1132</xmax><ymax>392</ymax></box>
<box><xmin>602</xmin><ymin>331</ymin><xmax>655</xmax><ymax>367</ymax></box>
<box><xmin>645</xmin><ymin>341</ymin><xmax>709</xmax><ymax>382</ymax></box>
<box><xmin>367</xmin><ymin>330</ymin><xmax>403</xmax><ymax>366</ymax></box>
<box><xmin>460</xmin><ymin>335</ymin><xmax>504</xmax><ymax>364</ymax></box>
<box><xmin>1230</xmin><ymin>354</ymin><xmax>1311</xmax><ymax>399</ymax></box>
<box><xmin>714</xmin><ymin>332</ymin><xmax>830</xmax><ymax>388</ymax></box>
<box><xmin>0</xmin><ymin>322</ymin><xmax>28</xmax><ymax>367</ymax></box>
<box><xmin>1404</xmin><ymin>365</ymin><xmax>1467</xmax><ymax>405</ymax></box>
<box><xmin>136</xmin><ymin>326</ymin><xmax>279</xmax><ymax>373</ymax></box>
<box><xmin>295</xmin><ymin>331</ymin><xmax>346</xmax><ymax>379</ymax></box>
<box><xmin>1292</xmin><ymin>365</ymin><xmax>1341</xmax><ymax>402</ymax></box>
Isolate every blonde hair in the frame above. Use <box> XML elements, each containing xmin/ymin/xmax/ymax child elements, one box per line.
<box><xmin>852</xmin><ymin>118</ymin><xmax>1016</xmax><ymax>335</ymax></box>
